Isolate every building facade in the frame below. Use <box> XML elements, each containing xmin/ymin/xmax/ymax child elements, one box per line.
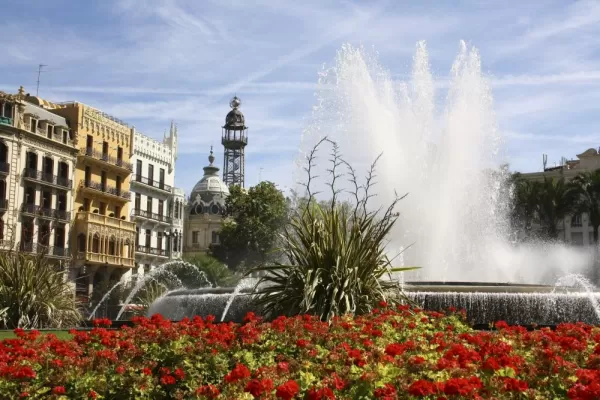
<box><xmin>519</xmin><ymin>147</ymin><xmax>600</xmax><ymax>246</ymax></box>
<box><xmin>184</xmin><ymin>149</ymin><xmax>229</xmax><ymax>256</ymax></box>
<box><xmin>0</xmin><ymin>87</ymin><xmax>76</xmax><ymax>267</ymax></box>
<box><xmin>130</xmin><ymin>122</ymin><xmax>184</xmax><ymax>275</ymax></box>
<box><xmin>51</xmin><ymin>102</ymin><xmax>136</xmax><ymax>300</ymax></box>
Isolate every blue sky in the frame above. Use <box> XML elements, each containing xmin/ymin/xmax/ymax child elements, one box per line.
<box><xmin>2</xmin><ymin>0</ymin><xmax>600</xmax><ymax>195</ymax></box>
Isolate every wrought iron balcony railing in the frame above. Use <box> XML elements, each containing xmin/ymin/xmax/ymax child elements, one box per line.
<box><xmin>131</xmin><ymin>208</ymin><xmax>173</xmax><ymax>224</ymax></box>
<box><xmin>23</xmin><ymin>168</ymin><xmax>72</xmax><ymax>189</ymax></box>
<box><xmin>81</xmin><ymin>180</ymin><xmax>130</xmax><ymax>200</ymax></box>
<box><xmin>20</xmin><ymin>203</ymin><xmax>71</xmax><ymax>221</ymax></box>
<box><xmin>20</xmin><ymin>242</ymin><xmax>70</xmax><ymax>258</ymax></box>
<box><xmin>84</xmin><ymin>147</ymin><xmax>133</xmax><ymax>171</ymax></box>
<box><xmin>132</xmin><ymin>175</ymin><xmax>172</xmax><ymax>192</ymax></box>
<box><xmin>135</xmin><ymin>245</ymin><xmax>168</xmax><ymax>257</ymax></box>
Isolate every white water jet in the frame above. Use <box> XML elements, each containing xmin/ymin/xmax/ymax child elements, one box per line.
<box><xmin>116</xmin><ymin>261</ymin><xmax>212</xmax><ymax>320</ymax></box>
<box><xmin>554</xmin><ymin>273</ymin><xmax>600</xmax><ymax>321</ymax></box>
<box><xmin>220</xmin><ymin>278</ymin><xmax>258</xmax><ymax>322</ymax></box>
<box><xmin>299</xmin><ymin>41</ymin><xmax>594</xmax><ymax>283</ymax></box>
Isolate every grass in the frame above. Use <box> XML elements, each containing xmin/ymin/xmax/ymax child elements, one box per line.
<box><xmin>0</xmin><ymin>330</ymin><xmax>72</xmax><ymax>340</ymax></box>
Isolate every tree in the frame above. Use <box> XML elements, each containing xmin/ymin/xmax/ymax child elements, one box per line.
<box><xmin>535</xmin><ymin>177</ymin><xmax>580</xmax><ymax>239</ymax></box>
<box><xmin>210</xmin><ymin>181</ymin><xmax>288</xmax><ymax>271</ymax></box>
<box><xmin>572</xmin><ymin>170</ymin><xmax>600</xmax><ymax>245</ymax></box>
<box><xmin>183</xmin><ymin>254</ymin><xmax>240</xmax><ymax>287</ymax></box>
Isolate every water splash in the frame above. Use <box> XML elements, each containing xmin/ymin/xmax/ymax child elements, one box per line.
<box><xmin>115</xmin><ymin>261</ymin><xmax>212</xmax><ymax>320</ymax></box>
<box><xmin>299</xmin><ymin>41</ymin><xmax>594</xmax><ymax>283</ymax></box>
<box><xmin>220</xmin><ymin>278</ymin><xmax>258</xmax><ymax>322</ymax></box>
<box><xmin>554</xmin><ymin>274</ymin><xmax>600</xmax><ymax>321</ymax></box>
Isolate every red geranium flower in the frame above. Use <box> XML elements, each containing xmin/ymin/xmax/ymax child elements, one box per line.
<box><xmin>276</xmin><ymin>380</ymin><xmax>300</xmax><ymax>400</ymax></box>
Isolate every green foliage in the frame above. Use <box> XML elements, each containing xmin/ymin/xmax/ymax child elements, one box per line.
<box><xmin>211</xmin><ymin>181</ymin><xmax>288</xmax><ymax>271</ymax></box>
<box><xmin>0</xmin><ymin>253</ymin><xmax>81</xmax><ymax>329</ymax></box>
<box><xmin>511</xmin><ymin>175</ymin><xmax>580</xmax><ymax>240</ymax></box>
<box><xmin>572</xmin><ymin>169</ymin><xmax>600</xmax><ymax>244</ymax></box>
<box><xmin>249</xmin><ymin>138</ymin><xmax>418</xmax><ymax>322</ymax></box>
<box><xmin>183</xmin><ymin>254</ymin><xmax>240</xmax><ymax>287</ymax></box>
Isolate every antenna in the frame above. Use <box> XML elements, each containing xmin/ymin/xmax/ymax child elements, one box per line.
<box><xmin>542</xmin><ymin>154</ymin><xmax>547</xmax><ymax>171</ymax></box>
<box><xmin>36</xmin><ymin>64</ymin><xmax>47</xmax><ymax>96</ymax></box>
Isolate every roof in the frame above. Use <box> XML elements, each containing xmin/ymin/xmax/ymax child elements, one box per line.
<box><xmin>23</xmin><ymin>102</ymin><xmax>69</xmax><ymax>128</ymax></box>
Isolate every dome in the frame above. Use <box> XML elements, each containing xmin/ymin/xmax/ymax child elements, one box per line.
<box><xmin>223</xmin><ymin>96</ymin><xmax>246</xmax><ymax>129</ymax></box>
<box><xmin>189</xmin><ymin>149</ymin><xmax>229</xmax><ymax>216</ymax></box>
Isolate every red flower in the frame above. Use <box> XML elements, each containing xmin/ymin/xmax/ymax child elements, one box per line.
<box><xmin>245</xmin><ymin>378</ymin><xmax>274</xmax><ymax>397</ymax></box>
<box><xmin>384</xmin><ymin>343</ymin><xmax>406</xmax><ymax>357</ymax></box>
<box><xmin>502</xmin><ymin>377</ymin><xmax>528</xmax><ymax>392</ymax></box>
<box><xmin>52</xmin><ymin>386</ymin><xmax>66</xmax><ymax>395</ymax></box>
<box><xmin>296</xmin><ymin>339</ymin><xmax>310</xmax><ymax>348</ymax></box>
<box><xmin>306</xmin><ymin>387</ymin><xmax>336</xmax><ymax>400</ymax></box>
<box><xmin>276</xmin><ymin>380</ymin><xmax>300</xmax><ymax>400</ymax></box>
<box><xmin>196</xmin><ymin>384</ymin><xmax>220</xmax><ymax>398</ymax></box>
<box><xmin>142</xmin><ymin>368</ymin><xmax>152</xmax><ymax>376</ymax></box>
<box><xmin>408</xmin><ymin>380</ymin><xmax>438</xmax><ymax>397</ymax></box>
<box><xmin>174</xmin><ymin>368</ymin><xmax>186</xmax><ymax>380</ymax></box>
<box><xmin>115</xmin><ymin>365</ymin><xmax>125</xmax><ymax>375</ymax></box>
<box><xmin>225</xmin><ymin>363</ymin><xmax>251</xmax><ymax>383</ymax></box>
<box><xmin>160</xmin><ymin>375</ymin><xmax>176</xmax><ymax>385</ymax></box>
<box><xmin>374</xmin><ymin>383</ymin><xmax>397</xmax><ymax>398</ymax></box>
<box><xmin>88</xmin><ymin>390</ymin><xmax>98</xmax><ymax>399</ymax></box>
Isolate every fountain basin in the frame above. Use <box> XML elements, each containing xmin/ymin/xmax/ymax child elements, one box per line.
<box><xmin>147</xmin><ymin>282</ymin><xmax>600</xmax><ymax>325</ymax></box>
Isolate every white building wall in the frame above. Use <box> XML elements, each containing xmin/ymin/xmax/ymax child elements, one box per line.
<box><xmin>129</xmin><ymin>123</ymin><xmax>184</xmax><ymax>277</ymax></box>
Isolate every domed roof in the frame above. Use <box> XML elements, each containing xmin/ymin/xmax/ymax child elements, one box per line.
<box><xmin>190</xmin><ymin>149</ymin><xmax>229</xmax><ymax>200</ymax></box>
<box><xmin>223</xmin><ymin>96</ymin><xmax>246</xmax><ymax>129</ymax></box>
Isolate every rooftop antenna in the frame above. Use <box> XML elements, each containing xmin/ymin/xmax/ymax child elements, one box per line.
<box><xmin>36</xmin><ymin>64</ymin><xmax>47</xmax><ymax>96</ymax></box>
<box><xmin>542</xmin><ymin>154</ymin><xmax>547</xmax><ymax>171</ymax></box>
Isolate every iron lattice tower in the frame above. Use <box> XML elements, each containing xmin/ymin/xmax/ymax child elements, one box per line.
<box><xmin>221</xmin><ymin>96</ymin><xmax>248</xmax><ymax>188</ymax></box>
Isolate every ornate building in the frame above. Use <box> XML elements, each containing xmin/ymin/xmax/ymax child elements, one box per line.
<box><xmin>130</xmin><ymin>122</ymin><xmax>184</xmax><ymax>276</ymax></box>
<box><xmin>222</xmin><ymin>96</ymin><xmax>248</xmax><ymax>188</ymax></box>
<box><xmin>51</xmin><ymin>102</ymin><xmax>136</xmax><ymax>301</ymax></box>
<box><xmin>183</xmin><ymin>148</ymin><xmax>229</xmax><ymax>256</ymax></box>
<box><xmin>0</xmin><ymin>87</ymin><xmax>76</xmax><ymax>267</ymax></box>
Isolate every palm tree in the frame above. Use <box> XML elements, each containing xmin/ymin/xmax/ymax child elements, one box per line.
<box><xmin>572</xmin><ymin>169</ymin><xmax>600</xmax><ymax>245</ymax></box>
<box><xmin>536</xmin><ymin>177</ymin><xmax>580</xmax><ymax>240</ymax></box>
<box><xmin>511</xmin><ymin>174</ymin><xmax>541</xmax><ymax>235</ymax></box>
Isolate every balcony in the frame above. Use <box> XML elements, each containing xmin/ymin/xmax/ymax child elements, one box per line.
<box><xmin>0</xmin><ymin>162</ymin><xmax>9</xmax><ymax>175</ymax></box>
<box><xmin>0</xmin><ymin>117</ymin><xmax>12</xmax><ymax>126</ymax></box>
<box><xmin>20</xmin><ymin>242</ymin><xmax>71</xmax><ymax>259</ymax></box>
<box><xmin>131</xmin><ymin>175</ymin><xmax>172</xmax><ymax>193</ymax></box>
<box><xmin>131</xmin><ymin>208</ymin><xmax>173</xmax><ymax>225</ymax></box>
<box><xmin>74</xmin><ymin>212</ymin><xmax>136</xmax><ymax>269</ymax></box>
<box><xmin>80</xmin><ymin>180</ymin><xmax>130</xmax><ymax>201</ymax></box>
<box><xmin>135</xmin><ymin>245</ymin><xmax>169</xmax><ymax>258</ymax></box>
<box><xmin>20</xmin><ymin>203</ymin><xmax>71</xmax><ymax>221</ymax></box>
<box><xmin>82</xmin><ymin>147</ymin><xmax>133</xmax><ymax>172</ymax></box>
<box><xmin>23</xmin><ymin>168</ymin><xmax>72</xmax><ymax>189</ymax></box>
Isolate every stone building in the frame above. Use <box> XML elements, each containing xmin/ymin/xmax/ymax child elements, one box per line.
<box><xmin>51</xmin><ymin>102</ymin><xmax>136</xmax><ymax>301</ymax></box>
<box><xmin>183</xmin><ymin>149</ymin><xmax>229</xmax><ymax>256</ymax></box>
<box><xmin>0</xmin><ymin>87</ymin><xmax>76</xmax><ymax>267</ymax></box>
<box><xmin>130</xmin><ymin>122</ymin><xmax>184</xmax><ymax>276</ymax></box>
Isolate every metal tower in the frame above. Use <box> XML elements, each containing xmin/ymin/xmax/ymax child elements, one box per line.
<box><xmin>221</xmin><ymin>96</ymin><xmax>248</xmax><ymax>188</ymax></box>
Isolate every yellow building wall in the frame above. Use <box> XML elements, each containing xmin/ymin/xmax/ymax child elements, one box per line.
<box><xmin>53</xmin><ymin>103</ymin><xmax>134</xmax><ymax>219</ymax></box>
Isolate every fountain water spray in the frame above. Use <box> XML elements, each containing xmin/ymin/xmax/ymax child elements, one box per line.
<box><xmin>299</xmin><ymin>41</ymin><xmax>593</xmax><ymax>283</ymax></box>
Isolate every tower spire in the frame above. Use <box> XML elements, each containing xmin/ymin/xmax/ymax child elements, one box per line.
<box><xmin>221</xmin><ymin>96</ymin><xmax>248</xmax><ymax>188</ymax></box>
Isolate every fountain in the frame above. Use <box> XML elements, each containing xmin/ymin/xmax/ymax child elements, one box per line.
<box><xmin>147</xmin><ymin>41</ymin><xmax>600</xmax><ymax>326</ymax></box>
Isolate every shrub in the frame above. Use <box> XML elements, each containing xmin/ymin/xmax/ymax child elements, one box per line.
<box><xmin>0</xmin><ymin>253</ymin><xmax>81</xmax><ymax>329</ymax></box>
<box><xmin>250</xmin><ymin>138</ymin><xmax>417</xmax><ymax>321</ymax></box>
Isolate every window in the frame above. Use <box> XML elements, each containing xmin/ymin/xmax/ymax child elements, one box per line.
<box><xmin>39</xmin><ymin>224</ymin><xmax>51</xmax><ymax>246</ymax></box>
<box><xmin>192</xmin><ymin>231</ymin><xmax>199</xmax><ymax>244</ymax></box>
<box><xmin>157</xmin><ymin>232</ymin><xmax>163</xmax><ymax>251</ymax></box>
<box><xmin>158</xmin><ymin>200</ymin><xmax>164</xmax><ymax>218</ymax></box>
<box><xmin>62</xmin><ymin>129</ymin><xmax>68</xmax><ymax>144</ymax></box>
<box><xmin>46</xmin><ymin>124</ymin><xmax>53</xmax><ymax>139</ymax></box>
<box><xmin>147</xmin><ymin>196</ymin><xmax>153</xmax><ymax>214</ymax></box>
<box><xmin>117</xmin><ymin>147</ymin><xmax>123</xmax><ymax>162</ymax></box>
<box><xmin>211</xmin><ymin>231</ymin><xmax>219</xmax><ymax>244</ymax></box>
<box><xmin>174</xmin><ymin>201</ymin><xmax>179</xmax><ymax>218</ymax></box>
<box><xmin>99</xmin><ymin>202</ymin><xmax>107</xmax><ymax>215</ymax></box>
<box><xmin>571</xmin><ymin>232</ymin><xmax>584</xmax><ymax>246</ymax></box>
<box><xmin>116</xmin><ymin>176</ymin><xmax>122</xmax><ymax>194</ymax></box>
<box><xmin>55</xmin><ymin>225</ymin><xmax>65</xmax><ymax>248</ymax></box>
<box><xmin>102</xmin><ymin>142</ymin><xmax>109</xmax><ymax>160</ymax></box>
<box><xmin>136</xmin><ymin>160</ymin><xmax>142</xmax><ymax>181</ymax></box>
<box><xmin>2</xmin><ymin>103</ymin><xmax>13</xmax><ymax>119</ymax></box>
<box><xmin>42</xmin><ymin>191</ymin><xmax>51</xmax><ymax>209</ymax></box>
<box><xmin>24</xmin><ymin>186</ymin><xmax>35</xmax><ymax>205</ymax></box>
<box><xmin>145</xmin><ymin>229</ymin><xmax>151</xmax><ymax>248</ymax></box>
<box><xmin>29</xmin><ymin>118</ymin><xmax>37</xmax><ymax>133</ymax></box>
<box><xmin>135</xmin><ymin>193</ymin><xmax>141</xmax><ymax>210</ymax></box>
<box><xmin>85</xmin><ymin>167</ymin><xmax>91</xmax><ymax>186</ymax></box>
<box><xmin>148</xmin><ymin>164</ymin><xmax>154</xmax><ymax>185</ymax></box>
<box><xmin>57</xmin><ymin>193</ymin><xmax>66</xmax><ymax>211</ymax></box>
<box><xmin>26</xmin><ymin>151</ymin><xmax>37</xmax><ymax>170</ymax></box>
<box><xmin>159</xmin><ymin>168</ymin><xmax>165</xmax><ymax>189</ymax></box>
<box><xmin>84</xmin><ymin>198</ymin><xmax>90</xmax><ymax>211</ymax></box>
<box><xmin>136</xmin><ymin>228</ymin><xmax>140</xmax><ymax>246</ymax></box>
<box><xmin>78</xmin><ymin>233</ymin><xmax>86</xmax><ymax>252</ymax></box>
<box><xmin>115</xmin><ymin>206</ymin><xmax>121</xmax><ymax>218</ymax></box>
<box><xmin>101</xmin><ymin>171</ymin><xmax>107</xmax><ymax>191</ymax></box>
<box><xmin>571</xmin><ymin>214</ymin><xmax>582</xmax><ymax>228</ymax></box>
<box><xmin>86</xmin><ymin>135</ymin><xmax>93</xmax><ymax>154</ymax></box>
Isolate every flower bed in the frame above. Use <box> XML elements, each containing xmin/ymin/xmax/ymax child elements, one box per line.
<box><xmin>1</xmin><ymin>304</ymin><xmax>599</xmax><ymax>399</ymax></box>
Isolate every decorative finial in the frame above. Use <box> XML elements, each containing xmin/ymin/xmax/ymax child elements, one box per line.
<box><xmin>18</xmin><ymin>86</ymin><xmax>25</xmax><ymax>97</ymax></box>
<box><xmin>229</xmin><ymin>96</ymin><xmax>241</xmax><ymax>109</ymax></box>
<box><xmin>208</xmin><ymin>146</ymin><xmax>215</xmax><ymax>165</ymax></box>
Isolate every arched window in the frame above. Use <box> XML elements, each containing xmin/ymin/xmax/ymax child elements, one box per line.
<box><xmin>92</xmin><ymin>234</ymin><xmax>100</xmax><ymax>253</ymax></box>
<box><xmin>108</xmin><ymin>236</ymin><xmax>116</xmax><ymax>255</ymax></box>
<box><xmin>78</xmin><ymin>233</ymin><xmax>86</xmax><ymax>252</ymax></box>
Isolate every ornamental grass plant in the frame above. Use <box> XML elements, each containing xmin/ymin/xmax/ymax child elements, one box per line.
<box><xmin>249</xmin><ymin>138</ymin><xmax>418</xmax><ymax>322</ymax></box>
